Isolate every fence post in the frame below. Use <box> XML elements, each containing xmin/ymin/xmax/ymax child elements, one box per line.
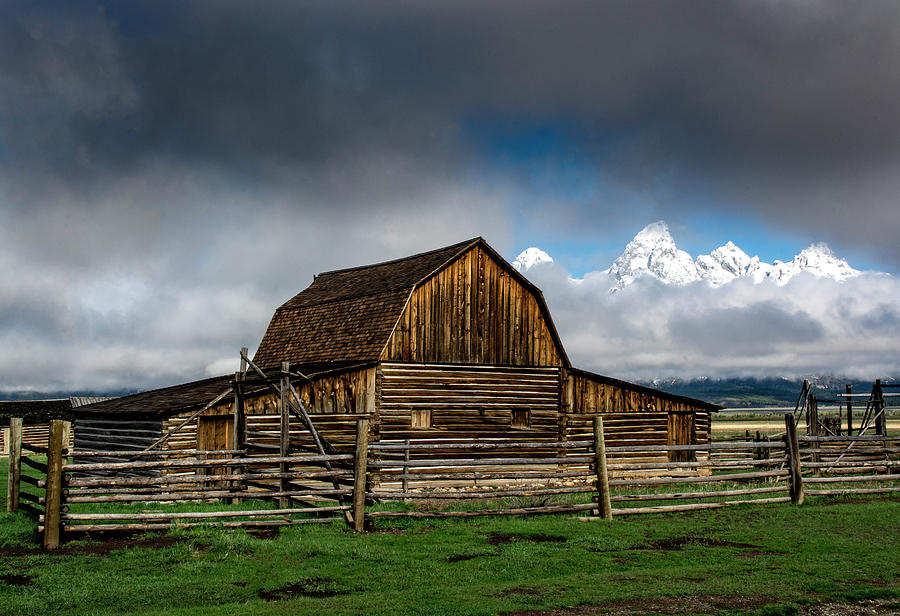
<box><xmin>845</xmin><ymin>384</ymin><xmax>853</xmax><ymax>435</ymax></box>
<box><xmin>402</xmin><ymin>438</ymin><xmax>410</xmax><ymax>499</ymax></box>
<box><xmin>43</xmin><ymin>419</ymin><xmax>69</xmax><ymax>550</ymax></box>
<box><xmin>593</xmin><ymin>415</ymin><xmax>612</xmax><ymax>521</ymax></box>
<box><xmin>783</xmin><ymin>413</ymin><xmax>804</xmax><ymax>506</ymax></box>
<box><xmin>279</xmin><ymin>361</ymin><xmax>290</xmax><ymax>508</ymax></box>
<box><xmin>353</xmin><ymin>418</ymin><xmax>370</xmax><ymax>532</ymax></box>
<box><xmin>6</xmin><ymin>417</ymin><xmax>23</xmax><ymax>514</ymax></box>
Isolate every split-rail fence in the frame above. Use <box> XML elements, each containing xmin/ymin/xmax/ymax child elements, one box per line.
<box><xmin>5</xmin><ymin>414</ymin><xmax>898</xmax><ymax>549</ymax></box>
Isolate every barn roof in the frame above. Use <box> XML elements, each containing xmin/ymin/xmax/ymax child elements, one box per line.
<box><xmin>253</xmin><ymin>237</ymin><xmax>570</xmax><ymax>369</ymax></box>
<box><xmin>72</xmin><ymin>361</ymin><xmax>372</xmax><ymax>417</ymax></box>
<box><xmin>0</xmin><ymin>399</ymin><xmax>73</xmax><ymax>424</ymax></box>
<box><xmin>569</xmin><ymin>368</ymin><xmax>723</xmax><ymax>412</ymax></box>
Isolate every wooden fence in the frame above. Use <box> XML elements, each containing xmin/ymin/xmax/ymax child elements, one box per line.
<box><xmin>5</xmin><ymin>415</ymin><xmax>898</xmax><ymax>548</ymax></box>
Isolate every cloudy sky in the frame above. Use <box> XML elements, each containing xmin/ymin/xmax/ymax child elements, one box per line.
<box><xmin>2</xmin><ymin>1</ymin><xmax>899</xmax><ymax>392</ymax></box>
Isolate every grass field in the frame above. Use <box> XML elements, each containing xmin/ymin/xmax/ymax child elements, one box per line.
<box><xmin>2</xmin><ymin>459</ymin><xmax>899</xmax><ymax>616</ymax></box>
<box><xmin>1</xmin><ymin>428</ymin><xmax>898</xmax><ymax>615</ymax></box>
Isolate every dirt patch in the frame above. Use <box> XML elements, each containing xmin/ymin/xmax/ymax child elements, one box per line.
<box><xmin>817</xmin><ymin>496</ymin><xmax>900</xmax><ymax>507</ymax></box>
<box><xmin>258</xmin><ymin>577</ymin><xmax>349</xmax><ymax>601</ymax></box>
<box><xmin>735</xmin><ymin>550</ymin><xmax>786</xmax><ymax>558</ymax></box>
<box><xmin>644</xmin><ymin>536</ymin><xmax>761</xmax><ymax>551</ymax></box>
<box><xmin>801</xmin><ymin>599</ymin><xmax>900</xmax><ymax>615</ymax></box>
<box><xmin>0</xmin><ymin>535</ymin><xmax>192</xmax><ymax>556</ymax></box>
<box><xmin>245</xmin><ymin>528</ymin><xmax>280</xmax><ymax>540</ymax></box>
<box><xmin>448</xmin><ymin>553</ymin><xmax>489</xmax><ymax>563</ymax></box>
<box><xmin>500</xmin><ymin>593</ymin><xmax>776</xmax><ymax>615</ymax></box>
<box><xmin>496</xmin><ymin>587</ymin><xmax>544</xmax><ymax>598</ymax></box>
<box><xmin>230</xmin><ymin>581</ymin><xmax>249</xmax><ymax>587</ymax></box>
<box><xmin>487</xmin><ymin>533</ymin><xmax>568</xmax><ymax>546</ymax></box>
<box><xmin>0</xmin><ymin>573</ymin><xmax>35</xmax><ymax>587</ymax></box>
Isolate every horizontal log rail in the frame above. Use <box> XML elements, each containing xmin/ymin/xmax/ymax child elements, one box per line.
<box><xmin>803</xmin><ymin>474</ymin><xmax>900</xmax><ymax>484</ymax></box>
<box><xmin>609</xmin><ymin>470</ymin><xmax>789</xmax><ymax>486</ymax></box>
<box><xmin>367</xmin><ymin>503</ymin><xmax>597</xmax><ymax>519</ymax></box>
<box><xmin>56</xmin><ymin>506</ymin><xmax>351</xmax><ymax>522</ymax></box>
<box><xmin>70</xmin><ymin>449</ymin><xmax>249</xmax><ymax>458</ymax></box>
<box><xmin>64</xmin><ymin>453</ymin><xmax>352</xmax><ymax>472</ymax></box>
<box><xmin>21</xmin><ymin>457</ymin><xmax>48</xmax><ymax>473</ymax></box>
<box><xmin>798</xmin><ymin>435</ymin><xmax>900</xmax><ymax>442</ymax></box>
<box><xmin>60</xmin><ymin>518</ymin><xmax>343</xmax><ymax>533</ymax></box>
<box><xmin>603</xmin><ymin>496</ymin><xmax>793</xmax><ymax>517</ymax></box>
<box><xmin>64</xmin><ymin>469</ymin><xmax>350</xmax><ymax>489</ymax></box>
<box><xmin>610</xmin><ymin>486</ymin><xmax>787</xmax><ymax>502</ymax></box>
<box><xmin>370</xmin><ymin>440</ymin><xmax>593</xmax><ymax>451</ymax></box>
<box><xmin>370</xmin><ymin>485</ymin><xmax>595</xmax><ymax>500</ymax></box>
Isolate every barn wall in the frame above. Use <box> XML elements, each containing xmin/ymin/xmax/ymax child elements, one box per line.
<box><xmin>162</xmin><ymin>366</ymin><xmax>377</xmax><ymax>452</ymax></box>
<box><xmin>382</xmin><ymin>246</ymin><xmax>563</xmax><ymax>367</ymax></box>
<box><xmin>561</xmin><ymin>371</ymin><xmax>711</xmax><ymax>463</ymax></box>
<box><xmin>1</xmin><ymin>423</ymin><xmax>75</xmax><ymax>454</ymax></box>
<box><xmin>74</xmin><ymin>416</ymin><xmax>163</xmax><ymax>452</ymax></box>
<box><xmin>376</xmin><ymin>362</ymin><xmax>561</xmax><ymax>441</ymax></box>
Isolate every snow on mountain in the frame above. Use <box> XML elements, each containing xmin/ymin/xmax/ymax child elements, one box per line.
<box><xmin>607</xmin><ymin>221</ymin><xmax>700</xmax><ymax>291</ymax></box>
<box><xmin>695</xmin><ymin>241</ymin><xmax>773</xmax><ymax>286</ymax></box>
<box><xmin>513</xmin><ymin>221</ymin><xmax>864</xmax><ymax>292</ymax></box>
<box><xmin>512</xmin><ymin>247</ymin><xmax>554</xmax><ymax>271</ymax></box>
<box><xmin>765</xmin><ymin>243</ymin><xmax>860</xmax><ymax>286</ymax></box>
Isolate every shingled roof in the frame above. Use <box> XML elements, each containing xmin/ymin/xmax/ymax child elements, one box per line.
<box><xmin>253</xmin><ymin>238</ymin><xmax>490</xmax><ymax>368</ymax></box>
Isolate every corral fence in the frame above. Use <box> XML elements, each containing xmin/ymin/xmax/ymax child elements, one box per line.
<box><xmin>5</xmin><ymin>415</ymin><xmax>899</xmax><ymax>548</ymax></box>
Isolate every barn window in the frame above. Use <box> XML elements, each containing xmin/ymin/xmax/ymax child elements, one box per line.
<box><xmin>411</xmin><ymin>409</ymin><xmax>432</xmax><ymax>429</ymax></box>
<box><xmin>511</xmin><ymin>409</ymin><xmax>531</xmax><ymax>428</ymax></box>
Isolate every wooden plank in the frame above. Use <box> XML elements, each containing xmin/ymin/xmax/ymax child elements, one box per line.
<box><xmin>353</xmin><ymin>419</ymin><xmax>370</xmax><ymax>532</ymax></box>
<box><xmin>6</xmin><ymin>417</ymin><xmax>22</xmax><ymax>514</ymax></box>
<box><xmin>43</xmin><ymin>420</ymin><xmax>69</xmax><ymax>550</ymax></box>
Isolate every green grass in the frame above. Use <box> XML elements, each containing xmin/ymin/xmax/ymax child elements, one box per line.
<box><xmin>1</xmin><ymin>491</ymin><xmax>898</xmax><ymax>615</ymax></box>
<box><xmin>2</xmin><ymin>454</ymin><xmax>898</xmax><ymax>615</ymax></box>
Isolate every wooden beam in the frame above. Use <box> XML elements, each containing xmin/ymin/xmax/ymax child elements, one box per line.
<box><xmin>43</xmin><ymin>419</ymin><xmax>69</xmax><ymax>550</ymax></box>
<box><xmin>6</xmin><ymin>417</ymin><xmax>22</xmax><ymax>514</ymax></box>
<box><xmin>353</xmin><ymin>418</ymin><xmax>370</xmax><ymax>532</ymax></box>
<box><xmin>593</xmin><ymin>416</ymin><xmax>612</xmax><ymax>521</ymax></box>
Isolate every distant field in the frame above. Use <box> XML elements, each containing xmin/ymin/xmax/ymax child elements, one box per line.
<box><xmin>712</xmin><ymin>414</ymin><xmax>900</xmax><ymax>438</ymax></box>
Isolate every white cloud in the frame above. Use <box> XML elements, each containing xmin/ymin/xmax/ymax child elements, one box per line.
<box><xmin>525</xmin><ymin>263</ymin><xmax>900</xmax><ymax>381</ymax></box>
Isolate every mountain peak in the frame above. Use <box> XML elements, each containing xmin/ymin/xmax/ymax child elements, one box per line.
<box><xmin>513</xmin><ymin>247</ymin><xmax>554</xmax><ymax>271</ymax></box>
<box><xmin>608</xmin><ymin>221</ymin><xmax>699</xmax><ymax>290</ymax></box>
<box><xmin>633</xmin><ymin>220</ymin><xmax>673</xmax><ymax>242</ymax></box>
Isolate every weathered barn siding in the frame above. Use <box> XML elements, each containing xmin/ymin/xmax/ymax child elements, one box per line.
<box><xmin>383</xmin><ymin>246</ymin><xmax>563</xmax><ymax>367</ymax></box>
<box><xmin>74</xmin><ymin>416</ymin><xmax>162</xmax><ymax>453</ymax></box>
<box><xmin>560</xmin><ymin>370</ymin><xmax>711</xmax><ymax>473</ymax></box>
<box><xmin>377</xmin><ymin>362</ymin><xmax>560</xmax><ymax>441</ymax></box>
<box><xmin>161</xmin><ymin>366</ymin><xmax>378</xmax><ymax>453</ymax></box>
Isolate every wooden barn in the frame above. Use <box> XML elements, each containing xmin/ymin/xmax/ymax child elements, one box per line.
<box><xmin>73</xmin><ymin>238</ymin><xmax>718</xmax><ymax>468</ymax></box>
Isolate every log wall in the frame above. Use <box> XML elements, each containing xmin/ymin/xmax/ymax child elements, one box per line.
<box><xmin>73</xmin><ymin>416</ymin><xmax>162</xmax><ymax>456</ymax></box>
<box><xmin>2</xmin><ymin>423</ymin><xmax>75</xmax><ymax>454</ymax></box>
<box><xmin>377</xmin><ymin>362</ymin><xmax>561</xmax><ymax>441</ymax></box>
<box><xmin>382</xmin><ymin>246</ymin><xmax>563</xmax><ymax>366</ymax></box>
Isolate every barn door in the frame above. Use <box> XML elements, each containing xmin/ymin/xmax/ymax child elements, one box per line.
<box><xmin>667</xmin><ymin>411</ymin><xmax>696</xmax><ymax>462</ymax></box>
<box><xmin>197</xmin><ymin>415</ymin><xmax>234</xmax><ymax>485</ymax></box>
<box><xmin>197</xmin><ymin>415</ymin><xmax>234</xmax><ymax>451</ymax></box>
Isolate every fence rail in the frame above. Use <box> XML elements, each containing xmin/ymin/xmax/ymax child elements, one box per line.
<box><xmin>5</xmin><ymin>414</ymin><xmax>898</xmax><ymax>548</ymax></box>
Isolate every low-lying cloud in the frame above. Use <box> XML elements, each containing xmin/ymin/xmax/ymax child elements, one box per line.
<box><xmin>526</xmin><ymin>265</ymin><xmax>900</xmax><ymax>381</ymax></box>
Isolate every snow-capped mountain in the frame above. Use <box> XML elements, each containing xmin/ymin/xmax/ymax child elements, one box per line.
<box><xmin>766</xmin><ymin>243</ymin><xmax>859</xmax><ymax>285</ymax></box>
<box><xmin>607</xmin><ymin>221</ymin><xmax>700</xmax><ymax>291</ymax></box>
<box><xmin>512</xmin><ymin>247</ymin><xmax>553</xmax><ymax>271</ymax></box>
<box><xmin>514</xmin><ymin>221</ymin><xmax>862</xmax><ymax>291</ymax></box>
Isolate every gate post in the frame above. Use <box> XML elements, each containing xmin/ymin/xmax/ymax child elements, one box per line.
<box><xmin>783</xmin><ymin>414</ymin><xmax>804</xmax><ymax>506</ymax></box>
<box><xmin>593</xmin><ymin>415</ymin><xmax>612</xmax><ymax>520</ymax></box>
<box><xmin>43</xmin><ymin>419</ymin><xmax>69</xmax><ymax>550</ymax></box>
<box><xmin>6</xmin><ymin>417</ymin><xmax>23</xmax><ymax>514</ymax></box>
<box><xmin>353</xmin><ymin>418</ymin><xmax>370</xmax><ymax>532</ymax></box>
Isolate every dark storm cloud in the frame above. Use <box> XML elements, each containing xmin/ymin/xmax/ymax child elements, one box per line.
<box><xmin>2</xmin><ymin>0</ymin><xmax>900</xmax><ymax>390</ymax></box>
